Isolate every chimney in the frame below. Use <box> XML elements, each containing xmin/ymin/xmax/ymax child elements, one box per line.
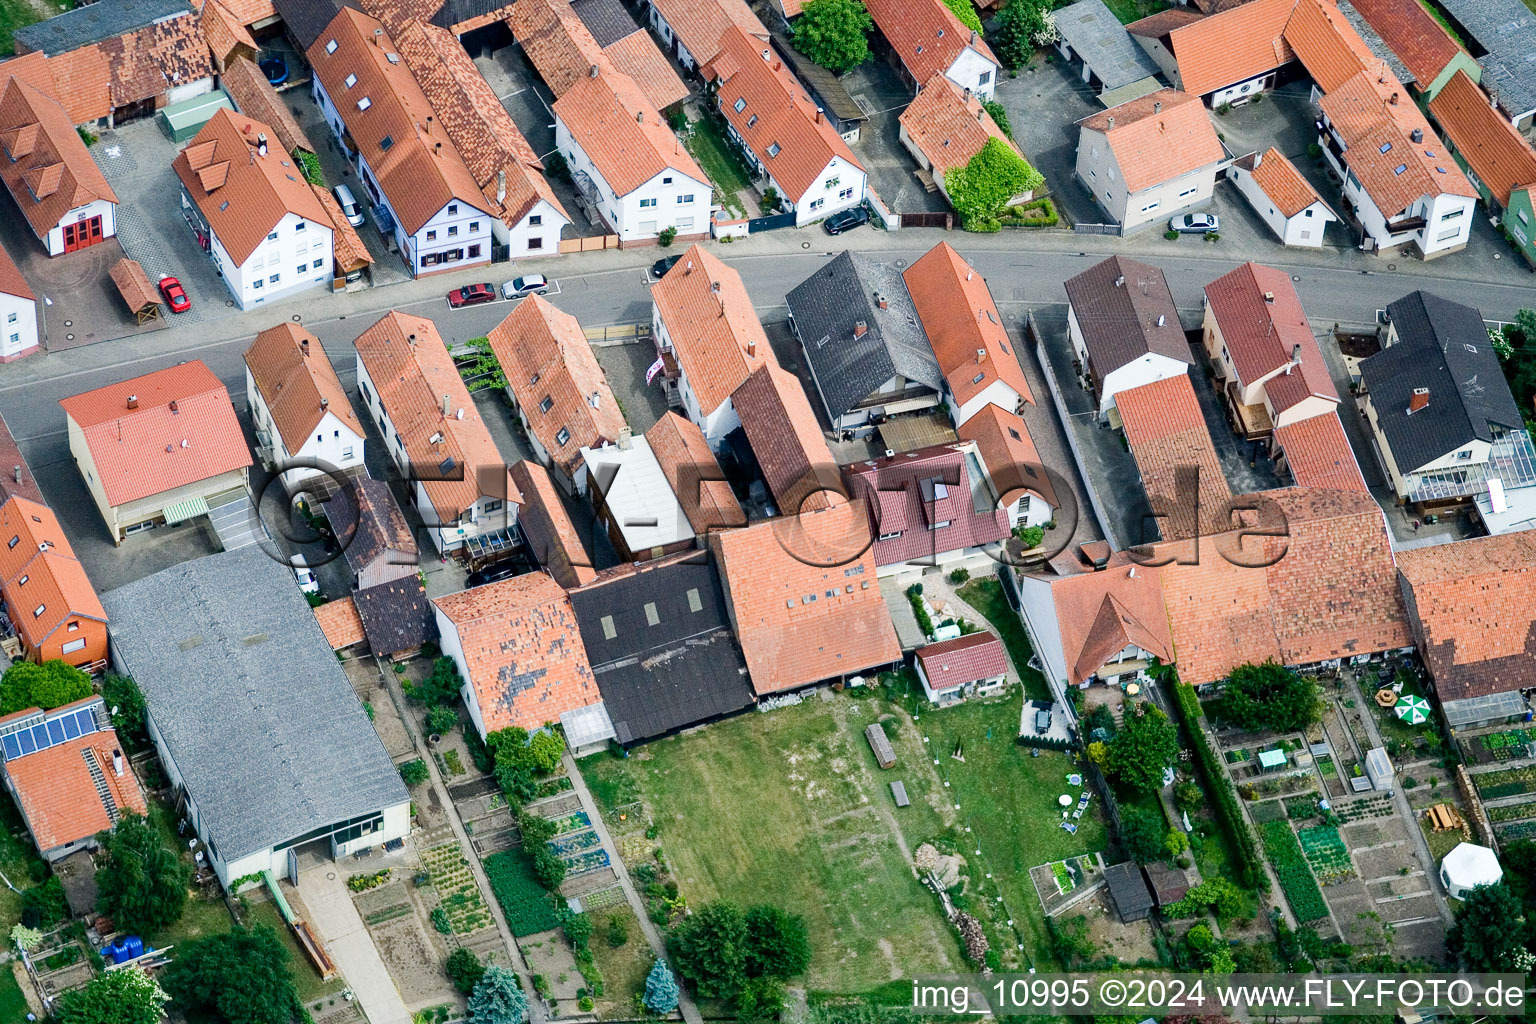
<box><xmin>1408</xmin><ymin>387</ymin><xmax>1429</xmax><ymax>414</ymax></box>
<box><xmin>853</xmin><ymin>320</ymin><xmax>868</xmax><ymax>338</ymax></box>
<box><xmin>11</xmin><ymin>466</ymin><xmax>18</xmax><ymax>485</ymax></box>
<box><xmin>876</xmin><ymin>293</ymin><xmax>888</xmax><ymax>310</ymax></box>
<box><xmin>1114</xmin><ymin>275</ymin><xmax>1125</xmax><ymax>287</ymax></box>
<box><xmin>497</xmin><ymin>168</ymin><xmax>507</xmax><ymax>204</ymax></box>
<box><xmin>112</xmin><ymin>750</ymin><xmax>124</xmax><ymax>777</ymax></box>
<box><xmin>1107</xmin><ymin>116</ymin><xmax>1114</xmax><ymax>129</ymax></box>
<box><xmin>434</xmin><ymin>142</ymin><xmax>442</xmax><ymax>155</ymax></box>
<box><xmin>963</xmin><ymin>87</ymin><xmax>971</xmax><ymax>102</ymax></box>
<box><xmin>884</xmin><ymin>448</ymin><xmax>896</xmax><ymax>459</ymax></box>
<box><xmin>300</xmin><ymin>336</ymin><xmax>310</xmax><ymax>356</ymax></box>
<box><xmin>1264</xmin><ymin>291</ymin><xmax>1275</xmax><ymax>303</ymax></box>
<box><xmin>637</xmin><ymin>110</ymin><xmax>645</xmax><ymax>124</ymax></box>
<box><xmin>127</xmin><ymin>394</ymin><xmax>138</xmax><ymax>410</ymax></box>
<box><xmin>590</xmin><ymin>64</ymin><xmax>600</xmax><ymax>78</ymax></box>
<box><xmin>745</xmin><ymin>338</ymin><xmax>757</xmax><ymax>357</ymax></box>
<box><xmin>170</xmin><ymin>400</ymin><xmax>179</xmax><ymax>414</ymax></box>
<box><xmin>1253</xmin><ymin>150</ymin><xmax>1263</xmax><ymax>167</ymax></box>
<box><xmin>970</xmin><ymin>29</ymin><xmax>977</xmax><ymax>42</ymax></box>
<box><xmin>1291</xmin><ymin>343</ymin><xmax>1301</xmax><ymax>364</ymax></box>
<box><xmin>442</xmin><ymin>394</ymin><xmax>451</xmax><ymax>416</ymax></box>
<box><xmin>373</xmin><ymin>27</ymin><xmax>382</xmax><ymax>45</ymax></box>
<box><xmin>975</xmin><ymin>347</ymin><xmax>986</xmax><ymax>364</ymax></box>
<box><xmin>1389</xmin><ymin>92</ymin><xmax>1399</xmax><ymax>105</ymax></box>
<box><xmin>1156</xmin><ymin>314</ymin><xmax>1165</xmax><ymax>327</ymax></box>
<box><xmin>257</xmin><ymin>132</ymin><xmax>268</xmax><ymax>156</ymax></box>
<box><xmin>1410</xmin><ymin>127</ymin><xmax>1423</xmax><ymax>143</ymax></box>
<box><xmin>773</xmin><ymin>60</ymin><xmax>781</xmax><ymax>71</ymax></box>
<box><xmin>815</xmin><ymin>107</ymin><xmax>822</xmax><ymax>123</ymax></box>
<box><xmin>1153</xmin><ymin>100</ymin><xmax>1161</xmax><ymax>114</ymax></box>
<box><xmin>711</xmin><ymin>280</ymin><xmax>721</xmax><ymax>294</ymax></box>
<box><xmin>321</xmin><ymin>397</ymin><xmax>330</xmax><ymax>409</ymax></box>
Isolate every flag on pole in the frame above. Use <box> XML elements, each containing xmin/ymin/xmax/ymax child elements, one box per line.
<box><xmin>645</xmin><ymin>356</ymin><xmax>665</xmax><ymax>385</ymax></box>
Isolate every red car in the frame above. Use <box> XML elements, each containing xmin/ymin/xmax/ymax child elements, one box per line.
<box><xmin>158</xmin><ymin>276</ymin><xmax>190</xmax><ymax>313</ymax></box>
<box><xmin>447</xmin><ymin>282</ymin><xmax>496</xmax><ymax>308</ymax></box>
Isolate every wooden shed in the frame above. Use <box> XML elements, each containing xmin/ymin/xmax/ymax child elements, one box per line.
<box><xmin>109</xmin><ymin>258</ymin><xmax>160</xmax><ymax>324</ymax></box>
<box><xmin>865</xmin><ymin>723</ymin><xmax>896</xmax><ymax>769</ymax></box>
<box><xmin>1104</xmin><ymin>861</ymin><xmax>1154</xmax><ymax>922</ymax></box>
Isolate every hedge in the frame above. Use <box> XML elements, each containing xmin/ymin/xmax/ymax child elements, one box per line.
<box><xmin>1173</xmin><ymin>680</ymin><xmax>1268</xmax><ymax>891</ymax></box>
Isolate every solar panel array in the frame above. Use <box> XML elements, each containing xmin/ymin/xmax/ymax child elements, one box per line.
<box><xmin>1</xmin><ymin>707</ymin><xmax>100</xmax><ymax>761</ymax></box>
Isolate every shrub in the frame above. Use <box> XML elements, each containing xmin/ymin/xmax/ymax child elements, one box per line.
<box><xmin>431</xmin><ymin>907</ymin><xmax>452</xmax><ymax>933</ymax></box>
<box><xmin>946</xmin><ymin>137</ymin><xmax>1044</xmax><ymax>230</ymax></box>
<box><xmin>0</xmin><ymin>660</ymin><xmax>92</xmax><ymax>714</ymax></box>
<box><xmin>1204</xmin><ymin>231</ymin><xmax>1221</xmax><ymax>242</ymax></box>
<box><xmin>446</xmin><ymin>948</ymin><xmax>486</xmax><ymax>994</ymax></box>
<box><xmin>667</xmin><ymin>108</ymin><xmax>688</xmax><ymax>131</ymax></box>
<box><xmin>426</xmin><ymin>705</ymin><xmax>458</xmax><ymax>735</ymax></box>
<box><xmin>1171</xmin><ymin>677</ymin><xmax>1267</xmax><ymax>891</ymax></box>
<box><xmin>293</xmin><ymin>149</ymin><xmax>324</xmax><ymax>186</ymax></box>
<box><xmin>1014</xmin><ymin>524</ymin><xmax>1045</xmax><ymax>549</ymax></box>
<box><xmin>1164</xmin><ymin>229</ymin><xmax>1181</xmax><ymax>240</ymax></box>
<box><xmin>544</xmin><ymin>152</ymin><xmax>569</xmax><ymax>181</ymax></box>
<box><xmin>607</xmin><ymin>914</ymin><xmax>629</xmax><ymax>947</ymax></box>
<box><xmin>948</xmin><ymin>568</ymin><xmax>970</xmax><ymax>585</ymax></box>
<box><xmin>77</xmin><ymin>126</ymin><xmax>98</xmax><ymax>146</ymax></box>
<box><xmin>400</xmin><ymin>759</ymin><xmax>430</xmax><ymax>787</ymax></box>
<box><xmin>533</xmin><ymin>848</ymin><xmax>567</xmax><ymax>891</ymax></box>
<box><xmin>940</xmin><ymin>0</ymin><xmax>982</xmax><ymax>34</ymax></box>
<box><xmin>1307</xmin><ymin>142</ymin><xmax>1323</xmax><ymax>158</ymax></box>
<box><xmin>658</xmin><ymin>226</ymin><xmax>678</xmax><ymax>248</ymax></box>
<box><xmin>981</xmin><ymin>101</ymin><xmax>1012</xmax><ymax>140</ymax></box>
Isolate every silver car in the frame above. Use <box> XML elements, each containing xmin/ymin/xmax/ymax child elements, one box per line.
<box><xmin>331</xmin><ymin>184</ymin><xmax>365</xmax><ymax>227</ymax></box>
<box><xmin>1169</xmin><ymin>212</ymin><xmax>1219</xmax><ymax>233</ymax></box>
<box><xmin>501</xmin><ymin>274</ymin><xmax>549</xmax><ymax>299</ymax></box>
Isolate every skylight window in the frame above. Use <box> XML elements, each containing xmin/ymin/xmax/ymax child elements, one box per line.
<box><xmin>357</xmin><ymin>97</ymin><xmax>372</xmax><ymax>110</ymax></box>
<box><xmin>345</xmin><ymin>73</ymin><xmax>357</xmax><ymax>88</ymax></box>
<box><xmin>734</xmin><ymin>97</ymin><xmax>746</xmax><ymax>112</ymax></box>
<box><xmin>1394</xmin><ymin>163</ymin><xmax>1407</xmax><ymax>175</ymax></box>
<box><xmin>1378</xmin><ymin>142</ymin><xmax>1392</xmax><ymax>153</ymax></box>
<box><xmin>325</xmin><ymin>38</ymin><xmax>337</xmax><ymax>53</ymax></box>
<box><xmin>767</xmin><ymin>142</ymin><xmax>781</xmax><ymax>157</ymax></box>
<box><xmin>380</xmin><ymin>135</ymin><xmax>394</xmax><ymax>151</ymax></box>
<box><xmin>386</xmin><ymin>52</ymin><xmax>400</xmax><ymax>63</ymax></box>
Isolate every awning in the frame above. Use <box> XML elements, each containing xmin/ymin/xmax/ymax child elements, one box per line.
<box><xmin>162</xmin><ymin>496</ymin><xmax>210</xmax><ymax>525</ymax></box>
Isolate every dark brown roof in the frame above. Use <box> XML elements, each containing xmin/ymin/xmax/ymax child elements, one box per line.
<box><xmin>509</xmin><ymin>459</ymin><xmax>596</xmax><ymax>590</ymax></box>
<box><xmin>330</xmin><ymin>475</ymin><xmax>417</xmax><ymax>574</ymax></box>
<box><xmin>0</xmin><ymin>410</ymin><xmax>44</xmax><ymax>506</ymax></box>
<box><xmin>354</xmin><ymin>577</ymin><xmax>436</xmax><ymax>657</ymax></box>
<box><xmin>1062</xmin><ymin>255</ymin><xmax>1188</xmax><ymax>378</ymax></box>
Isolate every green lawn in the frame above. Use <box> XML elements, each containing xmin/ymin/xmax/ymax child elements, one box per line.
<box><xmin>0</xmin><ymin>963</ymin><xmax>25</xmax><ymax>1020</ymax></box>
<box><xmin>684</xmin><ymin>119</ymin><xmax>751</xmax><ymax>218</ymax></box>
<box><xmin>0</xmin><ymin>791</ymin><xmax>44</xmax><ymax>933</ymax></box>
<box><xmin>588</xmin><ymin>906</ymin><xmax>652</xmax><ymax>1020</ymax></box>
<box><xmin>1101</xmin><ymin>0</ymin><xmax>1168</xmax><ymax>23</ymax></box>
<box><xmin>246</xmin><ymin>899</ymin><xmax>344</xmax><ymax>1006</ymax></box>
<box><xmin>956</xmin><ymin>578</ymin><xmax>1051</xmax><ymax>700</ymax></box>
<box><xmin>0</xmin><ymin>0</ymin><xmax>40</xmax><ymax>58</ymax></box>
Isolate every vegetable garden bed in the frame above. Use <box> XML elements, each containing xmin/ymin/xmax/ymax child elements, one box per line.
<box><xmin>1487</xmin><ymin>801</ymin><xmax>1536</xmax><ymax>822</ymax></box>
<box><xmin>550</xmin><ymin>830</ymin><xmax>601</xmax><ymax>855</ymax></box>
<box><xmin>563</xmin><ymin>849</ymin><xmax>610</xmax><ymax>874</ymax></box>
<box><xmin>1050</xmin><ymin>860</ymin><xmax>1075</xmax><ymax>894</ymax></box>
<box><xmin>550</xmin><ymin>811</ymin><xmax>592</xmax><ymax>835</ymax></box>
<box><xmin>1297</xmin><ymin>826</ymin><xmax>1353</xmax><ymax>884</ymax></box>
<box><xmin>484</xmin><ymin>849</ymin><xmax>560</xmax><ymax>936</ymax></box>
<box><xmin>1259</xmin><ymin>821</ymin><xmax>1329</xmax><ymax>923</ymax></box>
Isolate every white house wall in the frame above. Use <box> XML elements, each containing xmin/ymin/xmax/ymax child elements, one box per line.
<box><xmin>946</xmin><ymin>46</ymin><xmax>999</xmax><ymax>100</ymax></box>
<box><xmin>201</xmin><ymin>208</ymin><xmax>333</xmax><ymax>310</ymax></box>
<box><xmin>43</xmin><ymin>198</ymin><xmax>117</xmax><ymax>257</ymax></box>
<box><xmin>0</xmin><ymin>289</ymin><xmax>38</xmax><ymax>360</ymax></box>
<box><xmin>554</xmin><ymin>118</ymin><xmax>712</xmax><ymax>241</ymax></box>
<box><xmin>1097</xmin><ymin>356</ymin><xmax>1189</xmax><ymax>417</ymax></box>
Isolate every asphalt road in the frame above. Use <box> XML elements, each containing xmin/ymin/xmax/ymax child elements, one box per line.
<box><xmin>3</xmin><ymin>234</ymin><xmax>1532</xmax><ymax>478</ymax></box>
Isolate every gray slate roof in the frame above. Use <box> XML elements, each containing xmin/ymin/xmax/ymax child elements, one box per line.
<box><xmin>102</xmin><ymin>547</ymin><xmax>408</xmax><ymax>862</ymax></box>
<box><xmin>1336</xmin><ymin>0</ymin><xmax>1414</xmax><ymax>85</ymax></box>
<box><xmin>1104</xmin><ymin>860</ymin><xmax>1155</xmax><ymax>918</ymax></box>
<box><xmin>570</xmin><ymin>0</ymin><xmax>640</xmax><ymax>48</ymax></box>
<box><xmin>1056</xmin><ymin>0</ymin><xmax>1162</xmax><ymax>91</ymax></box>
<box><xmin>1063</xmin><ymin>254</ymin><xmax>1189</xmax><ymax>377</ymax></box>
<box><xmin>1439</xmin><ymin>0</ymin><xmax>1536</xmax><ymax>120</ymax></box>
<box><xmin>1360</xmin><ymin>290</ymin><xmax>1523</xmax><ymax>473</ymax></box>
<box><xmin>785</xmin><ymin>251</ymin><xmax>942</xmax><ymax>421</ymax></box>
<box><xmin>273</xmin><ymin>0</ymin><xmax>361</xmax><ymax>50</ymax></box>
<box><xmin>14</xmin><ymin>0</ymin><xmax>192</xmax><ymax>54</ymax></box>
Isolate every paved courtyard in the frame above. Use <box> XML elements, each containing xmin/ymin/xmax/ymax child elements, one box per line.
<box><xmin>843</xmin><ymin>60</ymin><xmax>948</xmax><ymax>218</ymax></box>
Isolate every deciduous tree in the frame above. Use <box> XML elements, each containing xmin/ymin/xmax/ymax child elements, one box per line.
<box><xmin>1222</xmin><ymin>662</ymin><xmax>1321</xmax><ymax>732</ymax></box>
<box><xmin>162</xmin><ymin>925</ymin><xmax>305</xmax><ymax>1024</ymax></box>
<box><xmin>1119</xmin><ymin>805</ymin><xmax>1166</xmax><ymax>863</ymax></box>
<box><xmin>1448</xmin><ymin>882</ymin><xmax>1528</xmax><ymax>971</ymax></box>
<box><xmin>56</xmin><ymin>966</ymin><xmax>169</xmax><ymax>1024</ymax></box>
<box><xmin>668</xmin><ymin>901</ymin><xmax>749</xmax><ymax>999</ymax></box>
<box><xmin>0</xmin><ymin>659</ymin><xmax>92</xmax><ymax>714</ymax></box>
<box><xmin>744</xmin><ymin>905</ymin><xmax>812</xmax><ymax>979</ymax></box>
<box><xmin>793</xmin><ymin>0</ymin><xmax>872</xmax><ymax>74</ymax></box>
<box><xmin>95</xmin><ymin>812</ymin><xmax>189</xmax><ymax>937</ymax></box>
<box><xmin>1104</xmin><ymin>702</ymin><xmax>1179</xmax><ymax>793</ymax></box>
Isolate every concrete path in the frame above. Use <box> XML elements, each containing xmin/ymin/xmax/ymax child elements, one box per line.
<box><xmin>563</xmin><ymin>752</ymin><xmax>704</xmax><ymax>1024</ymax></box>
<box><xmin>296</xmin><ymin>866</ymin><xmax>412</xmax><ymax>1024</ymax></box>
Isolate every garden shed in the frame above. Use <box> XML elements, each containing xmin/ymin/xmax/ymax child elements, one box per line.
<box><xmin>1258</xmin><ymin>748</ymin><xmax>1287</xmax><ymax>772</ymax></box>
<box><xmin>866</xmin><ymin>723</ymin><xmax>896</xmax><ymax>769</ymax></box>
<box><xmin>109</xmin><ymin>258</ymin><xmax>160</xmax><ymax>324</ymax></box>
<box><xmin>1365</xmin><ymin>746</ymin><xmax>1394</xmax><ymax>792</ymax></box>
<box><xmin>1104</xmin><ymin>861</ymin><xmax>1154</xmax><ymax>922</ymax></box>
<box><xmin>891</xmin><ymin>781</ymin><xmax>910</xmax><ymax>807</ymax></box>
<box><xmin>1142</xmin><ymin>861</ymin><xmax>1189</xmax><ymax>907</ymax></box>
<box><xmin>1440</xmin><ymin>842</ymin><xmax>1502</xmax><ymax>899</ymax></box>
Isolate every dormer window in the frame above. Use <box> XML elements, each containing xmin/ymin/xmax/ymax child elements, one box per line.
<box><xmin>747</xmin><ymin>114</ymin><xmax>758</xmax><ymax>128</ymax></box>
<box><xmin>555</xmin><ymin>427</ymin><xmax>570</xmax><ymax>447</ymax></box>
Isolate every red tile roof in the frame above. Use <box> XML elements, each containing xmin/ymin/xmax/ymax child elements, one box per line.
<box><xmin>1033</xmin><ymin>550</ymin><xmax>1172</xmax><ymax>686</ymax></box>
<box><xmin>731</xmin><ymin>362</ymin><xmax>840</xmax><ymax>515</ymax></box>
<box><xmin>710</xmin><ymin>502</ymin><xmax>901</xmax><ymax>694</ymax></box>
<box><xmin>244</xmin><ymin>323</ymin><xmax>363</xmax><ymax>458</ymax></box>
<box><xmin>915</xmin><ymin>630</ymin><xmax>1008</xmax><ymax>686</ymax></box>
<box><xmin>1346</xmin><ymin>0</ymin><xmax>1465</xmax><ymax>85</ymax></box>
<box><xmin>1076</xmin><ymin>89</ymin><xmax>1224</xmax><ymax>194</ymax></box>
<box><xmin>651</xmin><ymin>244</ymin><xmax>773</xmax><ymax>415</ymax></box>
<box><xmin>862</xmin><ymin>0</ymin><xmax>999</xmax><ymax>86</ymax></box>
<box><xmin>1396</xmin><ymin>531</ymin><xmax>1536</xmax><ymax>700</ymax></box>
<box><xmin>219</xmin><ymin>56</ymin><xmax>317</xmax><ymax>157</ymax></box>
<box><xmin>1167</xmin><ymin>0</ymin><xmax>1295</xmax><ymax>96</ymax></box>
<box><xmin>552</xmin><ymin>69</ymin><xmax>706</xmax><ymax>197</ymax></box>
<box><xmin>603</xmin><ymin>30</ymin><xmax>689</xmax><ymax>110</ymax></box>
<box><xmin>1115</xmin><ymin>374</ymin><xmax>1233</xmax><ymax>542</ymax></box>
<box><xmin>38</xmin><ymin>10</ymin><xmax>214</xmax><ymax>125</ymax></box>
<box><xmin>903</xmin><ymin>242</ymin><xmax>1033</xmax><ymax>416</ymax></box>
<box><xmin>353</xmin><ymin>311</ymin><xmax>521</xmax><ymax>522</ymax></box>
<box><xmin>509</xmin><ymin>460</ymin><xmax>597</xmax><ymax>589</ymax></box>
<box><xmin>313</xmin><ymin>595</ymin><xmax>367</xmax><ymax>649</ymax></box>
<box><xmin>899</xmin><ymin>73</ymin><xmax>1023</xmax><ymax>179</ymax></box>
<box><xmin>6</xmin><ymin>721</ymin><xmax>146</xmax><ymax>852</ymax></box>
<box><xmin>489</xmin><ymin>296</ymin><xmax>626</xmax><ymax>479</ymax></box>
<box><xmin>511</xmin><ymin>0</ymin><xmax>612</xmax><ymax>97</ymax></box>
<box><xmin>309</xmin><ymin>183</ymin><xmax>374</xmax><ymax>272</ymax></box>
<box><xmin>201</xmin><ymin>0</ymin><xmax>258</xmax><ymax>63</ymax></box>
<box><xmin>1126</xmin><ymin>7</ymin><xmax>1205</xmax><ymax>38</ymax></box>
<box><xmin>955</xmin><ymin>404</ymin><xmax>1059</xmax><ymax>509</ymax></box>
<box><xmin>1204</xmin><ymin>262</ymin><xmax>1337</xmax><ymax>414</ymax></box>
<box><xmin>58</xmin><ymin>361</ymin><xmax>251</xmax><ymax>508</ymax></box>
<box><xmin>648</xmin><ymin>0</ymin><xmax>767</xmax><ymax>65</ymax></box>
<box><xmin>1242</xmin><ymin>147</ymin><xmax>1332</xmax><ymax>217</ymax></box>
<box><xmin>1283</xmin><ymin>0</ymin><xmax>1377</xmax><ymax>92</ymax></box>
<box><xmin>1272</xmin><ymin>413</ymin><xmax>1367</xmax><ymax>491</ymax></box>
<box><xmin>1429</xmin><ymin>69</ymin><xmax>1536</xmax><ymax>207</ymax></box>
<box><xmin>0</xmin><ymin>496</ymin><xmax>107</xmax><ymax>654</ymax></box>
<box><xmin>0</xmin><ymin>76</ymin><xmax>118</xmax><ymax>243</ymax></box>
<box><xmin>645</xmin><ymin>410</ymin><xmax>745</xmax><ymax>535</ymax></box>
<box><xmin>0</xmin><ymin>241</ymin><xmax>32</xmax><ymax>301</ymax></box>
<box><xmin>0</xmin><ymin>411</ymin><xmax>44</xmax><ymax>506</ymax></box>
<box><xmin>704</xmin><ymin>27</ymin><xmax>862</xmax><ymax>203</ymax></box>
<box><xmin>845</xmin><ymin>443</ymin><xmax>1010</xmax><ymax>569</ymax></box>
<box><xmin>432</xmin><ymin>571</ymin><xmax>603</xmax><ymax>732</ymax></box>
<box><xmin>173</xmin><ymin>109</ymin><xmax>330</xmax><ymax>266</ymax></box>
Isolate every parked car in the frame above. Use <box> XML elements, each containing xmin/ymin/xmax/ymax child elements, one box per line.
<box><xmin>651</xmin><ymin>254</ymin><xmax>683</xmax><ymax>279</ymax></box>
<box><xmin>157</xmin><ymin>275</ymin><xmax>190</xmax><ymax>313</ymax></box>
<box><xmin>501</xmin><ymin>274</ymin><xmax>549</xmax><ymax>299</ymax></box>
<box><xmin>331</xmin><ymin>184</ymin><xmax>364</xmax><ymax>227</ymax></box>
<box><xmin>448</xmin><ymin>282</ymin><xmax>496</xmax><ymax>308</ymax></box>
<box><xmin>822</xmin><ymin>207</ymin><xmax>869</xmax><ymax>235</ymax></box>
<box><xmin>1169</xmin><ymin>212</ymin><xmax>1219</xmax><ymax>234</ymax></box>
<box><xmin>290</xmin><ymin>556</ymin><xmax>319</xmax><ymax>595</ymax></box>
<box><xmin>1034</xmin><ymin>708</ymin><xmax>1051</xmax><ymax>735</ymax></box>
<box><xmin>465</xmin><ymin>559</ymin><xmax>523</xmax><ymax>588</ymax></box>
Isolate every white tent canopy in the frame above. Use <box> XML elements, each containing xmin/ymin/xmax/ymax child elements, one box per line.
<box><xmin>1440</xmin><ymin>842</ymin><xmax>1503</xmax><ymax>899</ymax></box>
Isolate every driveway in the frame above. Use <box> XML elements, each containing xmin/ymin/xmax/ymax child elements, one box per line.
<box><xmin>992</xmin><ymin>59</ymin><xmax>1103</xmax><ymax>228</ymax></box>
<box><xmin>296</xmin><ymin>862</ymin><xmax>413</xmax><ymax>1024</ymax></box>
<box><xmin>844</xmin><ymin>60</ymin><xmax>948</xmax><ymax>217</ymax></box>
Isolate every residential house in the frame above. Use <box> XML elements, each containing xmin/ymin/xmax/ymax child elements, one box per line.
<box><xmin>244</xmin><ymin>323</ymin><xmax>367</xmax><ymax>494</ymax></box>
<box><xmin>353</xmin><ymin>578</ymin><xmax>435</xmax><ymax>660</ymax></box>
<box><xmin>1074</xmin><ymin>89</ymin><xmax>1225</xmax><ymax>234</ymax></box>
<box><xmin>0</xmin><ymin>76</ymin><xmax>118</xmax><ymax>257</ymax></box>
<box><xmin>577</xmin><ymin>435</ymin><xmax>696</xmax><ymax>562</ymax></box>
<box><xmin>844</xmin><ymin>442</ymin><xmax>1012</xmax><ymax>579</ymax></box>
<box><xmin>569</xmin><ymin>551</ymin><xmax>755</xmax><ymax>744</ymax></box>
<box><xmin>0</xmin><ymin>410</ymin><xmax>44</xmax><ymax>506</ymax></box>
<box><xmin>511</xmin><ymin>0</ymin><xmax>688</xmax><ymax>111</ymax></box>
<box><xmin>1017</xmin><ymin>547</ymin><xmax>1172</xmax><ymax>699</ymax></box>
<box><xmin>174</xmin><ymin>110</ymin><xmax>335</xmax><ymax>310</ymax></box>
<box><xmin>1053</xmin><ymin>0</ymin><xmax>1163</xmax><ymax>105</ymax></box>
<box><xmin>1115</xmin><ymin>373</ymin><xmax>1233</xmax><ymax>544</ymax></box>
<box><xmin>1428</xmin><ymin>70</ymin><xmax>1536</xmax><ymax>268</ymax></box>
<box><xmin>326</xmin><ymin>475</ymin><xmax>419</xmax><ymax>590</ymax></box>
<box><xmin>0</xmin><ymin>243</ymin><xmax>37</xmax><ymax>360</ymax></box>
<box><xmin>710</xmin><ymin>501</ymin><xmax>901</xmax><ymax>694</ymax></box>
<box><xmin>1228</xmin><ymin>148</ymin><xmax>1339</xmax><ymax>247</ymax></box>
<box><xmin>1063</xmin><ymin>254</ymin><xmax>1190</xmax><ymax>417</ymax></box>
<box><xmin>13</xmin><ymin>0</ymin><xmax>215</xmax><ymax>127</ymax></box>
<box><xmin>490</xmin><ymin>297</ymin><xmax>625</xmax><ymax>493</ymax></box>
<box><xmin>1138</xmin><ymin>0</ymin><xmax>1295</xmax><ymax>104</ymax></box>
<box><xmin>904</xmin><ymin>242</ymin><xmax>1034</xmax><ymax>428</ymax></box>
<box><xmin>704</xmin><ymin>27</ymin><xmax>867</xmax><ymax>225</ymax></box>
<box><xmin>1435</xmin><ymin>0</ymin><xmax>1536</xmax><ymax>130</ymax></box>
<box><xmin>570</xmin><ymin>0</ymin><xmax>691</xmax><ymax>108</ymax></box>
<box><xmin>553</xmin><ymin>70</ymin><xmax>712</xmax><ymax>243</ymax></box>
<box><xmin>914</xmin><ymin>631</ymin><xmax>1008</xmax><ymax>705</ymax></box>
<box><xmin>644</xmin><ymin>411</ymin><xmax>744</xmax><ymax>537</ymax></box>
<box><xmin>1201</xmin><ymin>262</ymin><xmax>1339</xmax><ymax>437</ymax></box>
<box><xmin>643</xmin><ymin>0</ymin><xmax>768</xmax><ymax>71</ymax></box>
<box><xmin>104</xmin><ymin>549</ymin><xmax>410</xmax><ymax>890</ymax></box>
<box><xmin>955</xmin><ymin>404</ymin><xmax>1058</xmax><ymax>530</ymax></box>
<box><xmin>650</xmin><ymin>244</ymin><xmax>772</xmax><ymax>449</ymax></box>
<box><xmin>59</xmin><ymin>362</ymin><xmax>253</xmax><ymax>546</ymax></box>
<box><xmin>1345</xmin><ymin>0</ymin><xmax>1479</xmax><ymax>102</ymax></box>
<box><xmin>313</xmin><ymin>594</ymin><xmax>366</xmax><ymax>653</ymax></box>
<box><xmin>784</xmin><ymin>250</ymin><xmax>942</xmax><ymax>432</ymax></box>
<box><xmin>309</xmin><ymin>9</ymin><xmax>498</xmax><ymax>276</ymax></box>
<box><xmin>898</xmin><ymin>74</ymin><xmax>1037</xmax><ymax>213</ymax></box>
<box><xmin>1359</xmin><ymin>290</ymin><xmax>1536</xmax><ymax>510</ymax></box>
<box><xmin>1396</xmin><ymin>532</ymin><xmax>1536</xmax><ymax>724</ymax></box>
<box><xmin>0</xmin><ymin>497</ymin><xmax>109</xmax><ymax>670</ymax></box>
<box><xmin>1316</xmin><ymin>71</ymin><xmax>1478</xmax><ymax>258</ymax></box>
<box><xmin>765</xmin><ymin>32</ymin><xmax>868</xmax><ymax>141</ymax></box>
<box><xmin>731</xmin><ymin>362</ymin><xmax>842</xmax><ymax>515</ymax></box>
<box><xmin>0</xmin><ymin>696</ymin><xmax>146</xmax><ymax>861</ymax></box>
<box><xmin>862</xmin><ymin>0</ymin><xmax>1001</xmax><ymax>99</ymax></box>
<box><xmin>431</xmin><ymin>572</ymin><xmax>616</xmax><ymax>747</ymax></box>
<box><xmin>352</xmin><ymin>311</ymin><xmax>521</xmax><ymax>554</ymax></box>
<box><xmin>508</xmin><ymin>459</ymin><xmax>596</xmax><ymax>588</ymax></box>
